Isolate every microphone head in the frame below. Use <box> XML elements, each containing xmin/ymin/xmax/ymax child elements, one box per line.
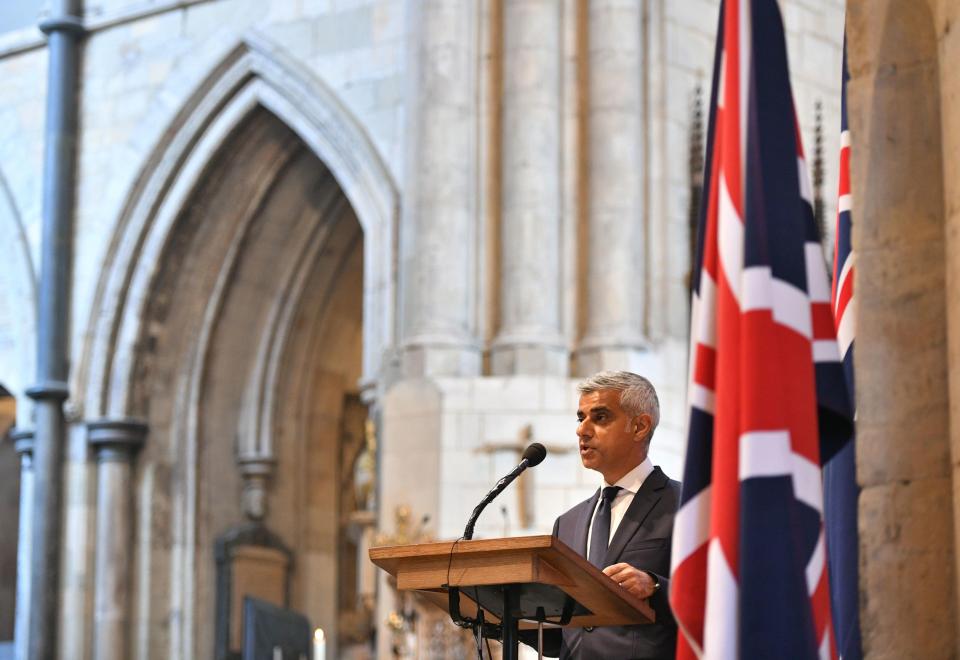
<box><xmin>522</xmin><ymin>442</ymin><xmax>547</xmax><ymax>467</ymax></box>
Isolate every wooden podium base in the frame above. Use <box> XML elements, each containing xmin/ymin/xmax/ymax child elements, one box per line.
<box><xmin>370</xmin><ymin>535</ymin><xmax>655</xmax><ymax>658</ymax></box>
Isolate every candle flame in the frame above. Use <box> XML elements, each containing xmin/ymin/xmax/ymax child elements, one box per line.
<box><xmin>314</xmin><ymin>628</ymin><xmax>325</xmax><ymax>642</ymax></box>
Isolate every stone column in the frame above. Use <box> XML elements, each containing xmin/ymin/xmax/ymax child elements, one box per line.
<box><xmin>87</xmin><ymin>419</ymin><xmax>147</xmax><ymax>660</ymax></box>
<box><xmin>575</xmin><ymin>0</ymin><xmax>647</xmax><ymax>375</ymax></box>
<box><xmin>10</xmin><ymin>429</ymin><xmax>34</xmax><ymax>660</ymax></box>
<box><xmin>490</xmin><ymin>0</ymin><xmax>567</xmax><ymax>376</ymax></box>
<box><xmin>847</xmin><ymin>1</ymin><xmax>956</xmax><ymax>656</ymax></box>
<box><xmin>399</xmin><ymin>0</ymin><xmax>482</xmax><ymax>377</ymax></box>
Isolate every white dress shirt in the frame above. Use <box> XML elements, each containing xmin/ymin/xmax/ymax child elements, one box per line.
<box><xmin>585</xmin><ymin>457</ymin><xmax>655</xmax><ymax>555</ymax></box>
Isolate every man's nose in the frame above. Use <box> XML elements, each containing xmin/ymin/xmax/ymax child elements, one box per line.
<box><xmin>577</xmin><ymin>418</ymin><xmax>591</xmax><ymax>438</ymax></box>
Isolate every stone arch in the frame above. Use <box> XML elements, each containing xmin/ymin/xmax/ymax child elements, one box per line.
<box><xmin>847</xmin><ymin>0</ymin><xmax>954</xmax><ymax>656</ymax></box>
<box><xmin>0</xmin><ymin>167</ymin><xmax>37</xmax><ymax>412</ymax></box>
<box><xmin>119</xmin><ymin>108</ymin><xmax>369</xmax><ymax>659</ymax></box>
<box><xmin>0</xmin><ymin>168</ymin><xmax>32</xmax><ymax>660</ymax></box>
<box><xmin>70</xmin><ymin>34</ymin><xmax>397</xmax><ymax>659</ymax></box>
<box><xmin>78</xmin><ymin>32</ymin><xmax>399</xmax><ymax>420</ymax></box>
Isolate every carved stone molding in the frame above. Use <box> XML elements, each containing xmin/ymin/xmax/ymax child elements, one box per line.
<box><xmin>87</xmin><ymin>418</ymin><xmax>147</xmax><ymax>462</ymax></box>
<box><xmin>10</xmin><ymin>427</ymin><xmax>35</xmax><ymax>463</ymax></box>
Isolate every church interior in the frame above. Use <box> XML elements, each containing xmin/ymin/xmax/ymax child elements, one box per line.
<box><xmin>1</xmin><ymin>0</ymin><xmax>959</xmax><ymax>658</ymax></box>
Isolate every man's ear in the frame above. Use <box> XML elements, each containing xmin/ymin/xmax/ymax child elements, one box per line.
<box><xmin>633</xmin><ymin>413</ymin><xmax>652</xmax><ymax>442</ymax></box>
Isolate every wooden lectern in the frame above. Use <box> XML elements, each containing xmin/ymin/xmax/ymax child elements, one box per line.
<box><xmin>370</xmin><ymin>535</ymin><xmax>654</xmax><ymax>659</ymax></box>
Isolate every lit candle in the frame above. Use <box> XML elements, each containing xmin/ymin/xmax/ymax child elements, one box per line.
<box><xmin>313</xmin><ymin>628</ymin><xmax>326</xmax><ymax>660</ymax></box>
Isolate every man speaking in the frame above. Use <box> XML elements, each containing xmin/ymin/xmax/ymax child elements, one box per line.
<box><xmin>531</xmin><ymin>371</ymin><xmax>680</xmax><ymax>659</ymax></box>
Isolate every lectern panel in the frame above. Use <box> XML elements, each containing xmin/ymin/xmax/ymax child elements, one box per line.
<box><xmin>466</xmin><ymin>583</ymin><xmax>588</xmax><ymax>621</ymax></box>
<box><xmin>370</xmin><ymin>535</ymin><xmax>655</xmax><ymax>629</ymax></box>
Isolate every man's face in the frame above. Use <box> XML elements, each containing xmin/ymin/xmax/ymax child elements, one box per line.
<box><xmin>576</xmin><ymin>389</ymin><xmax>650</xmax><ymax>484</ymax></box>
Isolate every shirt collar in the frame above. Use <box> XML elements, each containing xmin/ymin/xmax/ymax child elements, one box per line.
<box><xmin>602</xmin><ymin>457</ymin><xmax>654</xmax><ymax>494</ymax></box>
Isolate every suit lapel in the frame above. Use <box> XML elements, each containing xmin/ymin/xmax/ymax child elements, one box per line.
<box><xmin>574</xmin><ymin>489</ymin><xmax>600</xmax><ymax>557</ymax></box>
<box><xmin>603</xmin><ymin>467</ymin><xmax>667</xmax><ymax>566</ymax></box>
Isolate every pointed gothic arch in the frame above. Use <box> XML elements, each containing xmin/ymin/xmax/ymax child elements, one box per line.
<box><xmin>0</xmin><ymin>167</ymin><xmax>37</xmax><ymax>408</ymax></box>
<box><xmin>68</xmin><ymin>35</ymin><xmax>399</xmax><ymax>658</ymax></box>
<box><xmin>0</xmin><ymin>163</ymin><xmax>33</xmax><ymax>650</ymax></box>
<box><xmin>78</xmin><ymin>32</ymin><xmax>399</xmax><ymax>420</ymax></box>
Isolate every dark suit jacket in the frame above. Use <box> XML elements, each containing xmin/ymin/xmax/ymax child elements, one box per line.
<box><xmin>528</xmin><ymin>466</ymin><xmax>680</xmax><ymax>659</ymax></box>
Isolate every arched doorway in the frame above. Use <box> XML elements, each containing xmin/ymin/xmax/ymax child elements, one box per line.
<box><xmin>127</xmin><ymin>106</ymin><xmax>370</xmax><ymax>658</ymax></box>
<box><xmin>70</xmin><ymin>36</ymin><xmax>399</xmax><ymax>659</ymax></box>
<box><xmin>0</xmin><ymin>385</ymin><xmax>17</xmax><ymax>645</ymax></box>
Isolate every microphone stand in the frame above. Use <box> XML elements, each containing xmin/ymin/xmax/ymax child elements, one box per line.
<box><xmin>463</xmin><ymin>458</ymin><xmax>531</xmax><ymax>540</ymax></box>
<box><xmin>448</xmin><ymin>456</ymin><xmax>540</xmax><ymax>659</ymax></box>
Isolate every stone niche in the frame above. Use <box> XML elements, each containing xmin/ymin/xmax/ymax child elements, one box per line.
<box><xmin>214</xmin><ymin>524</ymin><xmax>294</xmax><ymax>660</ymax></box>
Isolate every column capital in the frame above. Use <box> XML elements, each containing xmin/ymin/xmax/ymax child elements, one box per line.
<box><xmin>38</xmin><ymin>15</ymin><xmax>85</xmax><ymax>37</ymax></box>
<box><xmin>26</xmin><ymin>381</ymin><xmax>69</xmax><ymax>402</ymax></box>
<box><xmin>236</xmin><ymin>455</ymin><xmax>275</xmax><ymax>478</ymax></box>
<box><xmin>87</xmin><ymin>418</ymin><xmax>147</xmax><ymax>462</ymax></box>
<box><xmin>9</xmin><ymin>428</ymin><xmax>35</xmax><ymax>459</ymax></box>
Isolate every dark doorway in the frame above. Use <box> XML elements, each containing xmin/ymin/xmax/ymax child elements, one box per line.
<box><xmin>0</xmin><ymin>385</ymin><xmax>19</xmax><ymax>643</ymax></box>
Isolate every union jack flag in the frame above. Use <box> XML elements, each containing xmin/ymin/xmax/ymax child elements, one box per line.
<box><xmin>830</xmin><ymin>38</ymin><xmax>855</xmax><ymax>399</ymax></box>
<box><xmin>670</xmin><ymin>1</ymin><xmax>854</xmax><ymax>658</ymax></box>
<box><xmin>823</xmin><ymin>36</ymin><xmax>861</xmax><ymax>660</ymax></box>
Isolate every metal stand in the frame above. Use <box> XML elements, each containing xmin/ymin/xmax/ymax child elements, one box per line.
<box><xmin>535</xmin><ymin>606</ymin><xmax>546</xmax><ymax>660</ymax></box>
<box><xmin>447</xmin><ymin>583</ymin><xmax>575</xmax><ymax>658</ymax></box>
<box><xmin>501</xmin><ymin>585</ymin><xmax>520</xmax><ymax>660</ymax></box>
<box><xmin>448</xmin><ymin>587</ymin><xmax>502</xmax><ymax>640</ymax></box>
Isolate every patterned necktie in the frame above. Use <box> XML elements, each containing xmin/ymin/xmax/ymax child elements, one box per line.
<box><xmin>588</xmin><ymin>486</ymin><xmax>622</xmax><ymax>569</ymax></box>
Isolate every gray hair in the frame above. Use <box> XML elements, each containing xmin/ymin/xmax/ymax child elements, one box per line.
<box><xmin>577</xmin><ymin>370</ymin><xmax>660</xmax><ymax>438</ymax></box>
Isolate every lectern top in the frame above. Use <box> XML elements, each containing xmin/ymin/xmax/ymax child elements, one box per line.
<box><xmin>369</xmin><ymin>534</ymin><xmax>654</xmax><ymax>628</ymax></box>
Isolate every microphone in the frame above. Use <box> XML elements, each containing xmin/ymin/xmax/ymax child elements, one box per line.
<box><xmin>463</xmin><ymin>443</ymin><xmax>547</xmax><ymax>540</ymax></box>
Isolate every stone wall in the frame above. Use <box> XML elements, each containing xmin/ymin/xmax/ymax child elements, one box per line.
<box><xmin>0</xmin><ymin>0</ymin><xmax>847</xmax><ymax>399</ymax></box>
<box><xmin>0</xmin><ymin>0</ymin><xmax>408</xmax><ymax>411</ymax></box>
<box><xmin>0</xmin><ymin>44</ymin><xmax>42</xmax><ymax>418</ymax></box>
<box><xmin>70</xmin><ymin>0</ymin><xmax>406</xmax><ymax>402</ymax></box>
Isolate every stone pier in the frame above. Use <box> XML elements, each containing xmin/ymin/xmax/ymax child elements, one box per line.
<box><xmin>491</xmin><ymin>0</ymin><xmax>567</xmax><ymax>376</ymax></box>
<box><xmin>848</xmin><ymin>0</ymin><xmax>957</xmax><ymax>656</ymax></box>
<box><xmin>576</xmin><ymin>0</ymin><xmax>647</xmax><ymax>374</ymax></box>
<box><xmin>88</xmin><ymin>419</ymin><xmax>147</xmax><ymax>660</ymax></box>
<box><xmin>399</xmin><ymin>0</ymin><xmax>482</xmax><ymax>377</ymax></box>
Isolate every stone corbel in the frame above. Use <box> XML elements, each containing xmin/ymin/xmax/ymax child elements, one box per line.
<box><xmin>237</xmin><ymin>455</ymin><xmax>275</xmax><ymax>522</ymax></box>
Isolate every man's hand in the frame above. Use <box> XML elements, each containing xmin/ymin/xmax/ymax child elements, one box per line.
<box><xmin>602</xmin><ymin>562</ymin><xmax>657</xmax><ymax>599</ymax></box>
